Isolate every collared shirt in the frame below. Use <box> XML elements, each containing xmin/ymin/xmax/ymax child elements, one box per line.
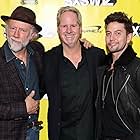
<box><xmin>60</xmin><ymin>49</ymin><xmax>94</xmax><ymax>140</ymax></box>
<box><xmin>4</xmin><ymin>43</ymin><xmax>40</xmax><ymax>122</ymax></box>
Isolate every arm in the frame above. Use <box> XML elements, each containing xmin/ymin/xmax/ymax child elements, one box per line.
<box><xmin>0</xmin><ymin>101</ymin><xmax>28</xmax><ymax>120</ymax></box>
<box><xmin>122</xmin><ymin>64</ymin><xmax>140</xmax><ymax>140</ymax></box>
<box><xmin>0</xmin><ymin>91</ymin><xmax>39</xmax><ymax>120</ymax></box>
<box><xmin>80</xmin><ymin>38</ymin><xmax>93</xmax><ymax>49</ymax></box>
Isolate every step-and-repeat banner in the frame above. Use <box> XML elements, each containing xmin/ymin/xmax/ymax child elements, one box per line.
<box><xmin>0</xmin><ymin>0</ymin><xmax>140</xmax><ymax>139</ymax></box>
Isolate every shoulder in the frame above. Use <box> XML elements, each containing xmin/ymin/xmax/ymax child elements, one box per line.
<box><xmin>44</xmin><ymin>45</ymin><xmax>62</xmax><ymax>58</ymax></box>
<box><xmin>0</xmin><ymin>46</ymin><xmax>5</xmax><ymax>60</ymax></box>
<box><xmin>87</xmin><ymin>46</ymin><xmax>105</xmax><ymax>54</ymax></box>
<box><xmin>131</xmin><ymin>57</ymin><xmax>140</xmax><ymax>67</ymax></box>
<box><xmin>29</xmin><ymin>41</ymin><xmax>45</xmax><ymax>56</ymax></box>
<box><xmin>85</xmin><ymin>46</ymin><xmax>106</xmax><ymax>61</ymax></box>
<box><xmin>83</xmin><ymin>46</ymin><xmax>106</xmax><ymax>66</ymax></box>
<box><xmin>126</xmin><ymin>57</ymin><xmax>140</xmax><ymax>79</ymax></box>
<box><xmin>0</xmin><ymin>46</ymin><xmax>3</xmax><ymax>54</ymax></box>
<box><xmin>43</xmin><ymin>45</ymin><xmax>63</xmax><ymax>69</ymax></box>
<box><xmin>132</xmin><ymin>57</ymin><xmax>140</xmax><ymax>71</ymax></box>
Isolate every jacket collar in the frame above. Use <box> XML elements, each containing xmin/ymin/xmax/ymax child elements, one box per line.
<box><xmin>105</xmin><ymin>45</ymin><xmax>137</xmax><ymax>67</ymax></box>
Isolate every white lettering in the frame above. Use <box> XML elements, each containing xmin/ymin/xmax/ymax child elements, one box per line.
<box><xmin>101</xmin><ymin>0</ymin><xmax>114</xmax><ymax>6</ymax></box>
<box><xmin>89</xmin><ymin>0</ymin><xmax>101</xmax><ymax>6</ymax></box>
<box><xmin>73</xmin><ymin>0</ymin><xmax>81</xmax><ymax>5</ymax></box>
<box><xmin>80</xmin><ymin>0</ymin><xmax>89</xmax><ymax>6</ymax></box>
<box><xmin>64</xmin><ymin>0</ymin><xmax>73</xmax><ymax>5</ymax></box>
<box><xmin>132</xmin><ymin>26</ymin><xmax>140</xmax><ymax>36</ymax></box>
<box><xmin>64</xmin><ymin>0</ymin><xmax>115</xmax><ymax>6</ymax></box>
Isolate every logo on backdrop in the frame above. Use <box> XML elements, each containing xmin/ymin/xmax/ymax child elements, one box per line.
<box><xmin>64</xmin><ymin>0</ymin><xmax>117</xmax><ymax>6</ymax></box>
<box><xmin>21</xmin><ymin>0</ymin><xmax>38</xmax><ymax>4</ymax></box>
<box><xmin>83</xmin><ymin>25</ymin><xmax>102</xmax><ymax>33</ymax></box>
<box><xmin>133</xmin><ymin>23</ymin><xmax>140</xmax><ymax>37</ymax></box>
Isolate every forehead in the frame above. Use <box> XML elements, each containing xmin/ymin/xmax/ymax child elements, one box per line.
<box><xmin>106</xmin><ymin>22</ymin><xmax>126</xmax><ymax>32</ymax></box>
<box><xmin>7</xmin><ymin>19</ymin><xmax>33</xmax><ymax>29</ymax></box>
<box><xmin>60</xmin><ymin>11</ymin><xmax>78</xmax><ymax>22</ymax></box>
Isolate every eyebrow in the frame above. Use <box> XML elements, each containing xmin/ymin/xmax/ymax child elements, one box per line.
<box><xmin>106</xmin><ymin>29</ymin><xmax>122</xmax><ymax>32</ymax></box>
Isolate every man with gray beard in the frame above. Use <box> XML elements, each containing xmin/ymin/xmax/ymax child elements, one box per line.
<box><xmin>0</xmin><ymin>6</ymin><xmax>43</xmax><ymax>140</ymax></box>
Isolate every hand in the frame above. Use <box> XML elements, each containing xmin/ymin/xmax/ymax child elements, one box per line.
<box><xmin>25</xmin><ymin>90</ymin><xmax>39</xmax><ymax>114</ymax></box>
<box><xmin>80</xmin><ymin>38</ymin><xmax>93</xmax><ymax>49</ymax></box>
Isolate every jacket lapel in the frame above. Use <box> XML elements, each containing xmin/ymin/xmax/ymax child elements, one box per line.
<box><xmin>0</xmin><ymin>47</ymin><xmax>26</xmax><ymax>97</ymax></box>
<box><xmin>54</xmin><ymin>45</ymin><xmax>63</xmax><ymax>105</ymax></box>
<box><xmin>85</xmin><ymin>50</ymin><xmax>94</xmax><ymax>94</ymax></box>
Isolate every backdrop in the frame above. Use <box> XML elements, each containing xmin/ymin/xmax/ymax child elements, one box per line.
<box><xmin>0</xmin><ymin>0</ymin><xmax>140</xmax><ymax>139</ymax></box>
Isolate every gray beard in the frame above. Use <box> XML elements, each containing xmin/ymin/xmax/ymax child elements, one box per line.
<box><xmin>7</xmin><ymin>37</ymin><xmax>28</xmax><ymax>53</ymax></box>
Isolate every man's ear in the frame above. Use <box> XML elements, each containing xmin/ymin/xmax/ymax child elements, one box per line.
<box><xmin>31</xmin><ymin>32</ymin><xmax>38</xmax><ymax>41</ymax></box>
<box><xmin>127</xmin><ymin>33</ymin><xmax>133</xmax><ymax>44</ymax></box>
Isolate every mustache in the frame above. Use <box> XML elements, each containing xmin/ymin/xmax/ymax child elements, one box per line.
<box><xmin>10</xmin><ymin>37</ymin><xmax>22</xmax><ymax>44</ymax></box>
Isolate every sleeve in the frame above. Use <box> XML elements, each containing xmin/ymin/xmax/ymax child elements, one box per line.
<box><xmin>122</xmin><ymin>64</ymin><xmax>140</xmax><ymax>140</ymax></box>
<box><xmin>0</xmin><ymin>101</ymin><xmax>28</xmax><ymax>120</ymax></box>
<box><xmin>98</xmin><ymin>49</ymin><xmax>106</xmax><ymax>66</ymax></box>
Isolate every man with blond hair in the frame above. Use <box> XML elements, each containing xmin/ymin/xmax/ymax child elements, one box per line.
<box><xmin>43</xmin><ymin>6</ymin><xmax>105</xmax><ymax>140</ymax></box>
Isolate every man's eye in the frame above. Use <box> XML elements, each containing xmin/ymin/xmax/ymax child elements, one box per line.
<box><xmin>72</xmin><ymin>25</ymin><xmax>76</xmax><ymax>27</ymax></box>
<box><xmin>106</xmin><ymin>32</ymin><xmax>111</xmax><ymax>36</ymax></box>
<box><xmin>60</xmin><ymin>25</ymin><xmax>66</xmax><ymax>28</ymax></box>
<box><xmin>10</xmin><ymin>27</ymin><xmax>16</xmax><ymax>30</ymax></box>
<box><xmin>117</xmin><ymin>32</ymin><xmax>121</xmax><ymax>35</ymax></box>
<box><xmin>20</xmin><ymin>29</ymin><xmax>26</xmax><ymax>32</ymax></box>
<box><xmin>115</xmin><ymin>32</ymin><xmax>121</xmax><ymax>36</ymax></box>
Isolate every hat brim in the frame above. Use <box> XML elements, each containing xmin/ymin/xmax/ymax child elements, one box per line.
<box><xmin>1</xmin><ymin>15</ymin><xmax>42</xmax><ymax>32</ymax></box>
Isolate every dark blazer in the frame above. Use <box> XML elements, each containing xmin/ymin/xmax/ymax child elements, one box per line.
<box><xmin>43</xmin><ymin>43</ymin><xmax>105</xmax><ymax>140</ymax></box>
<box><xmin>0</xmin><ymin>41</ymin><xmax>43</xmax><ymax>140</ymax></box>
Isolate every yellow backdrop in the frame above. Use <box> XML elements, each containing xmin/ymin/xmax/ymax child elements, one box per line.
<box><xmin>0</xmin><ymin>0</ymin><xmax>140</xmax><ymax>140</ymax></box>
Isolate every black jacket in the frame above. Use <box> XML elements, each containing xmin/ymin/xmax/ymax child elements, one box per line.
<box><xmin>96</xmin><ymin>45</ymin><xmax>140</xmax><ymax>140</ymax></box>
<box><xmin>43</xmin><ymin>43</ymin><xmax>105</xmax><ymax>140</ymax></box>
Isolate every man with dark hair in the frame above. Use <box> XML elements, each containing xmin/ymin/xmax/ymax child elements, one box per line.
<box><xmin>0</xmin><ymin>6</ymin><xmax>43</xmax><ymax>140</ymax></box>
<box><xmin>95</xmin><ymin>12</ymin><xmax>140</xmax><ymax>140</ymax></box>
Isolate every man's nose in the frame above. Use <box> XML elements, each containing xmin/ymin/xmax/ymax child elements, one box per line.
<box><xmin>13</xmin><ymin>29</ymin><xmax>20</xmax><ymax>38</ymax></box>
<box><xmin>66</xmin><ymin>26</ymin><xmax>72</xmax><ymax>33</ymax></box>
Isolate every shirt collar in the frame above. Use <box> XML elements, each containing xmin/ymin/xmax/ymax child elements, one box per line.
<box><xmin>4</xmin><ymin>41</ymin><xmax>15</xmax><ymax>63</ymax></box>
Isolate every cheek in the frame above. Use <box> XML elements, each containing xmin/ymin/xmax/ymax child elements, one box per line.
<box><xmin>6</xmin><ymin>30</ymin><xmax>13</xmax><ymax>37</ymax></box>
<box><xmin>20</xmin><ymin>34</ymin><xmax>31</xmax><ymax>42</ymax></box>
<box><xmin>58</xmin><ymin>30</ymin><xmax>66</xmax><ymax>38</ymax></box>
<box><xmin>78</xmin><ymin>29</ymin><xmax>82</xmax><ymax>35</ymax></box>
<box><xmin>58</xmin><ymin>29</ymin><xmax>63</xmax><ymax>36</ymax></box>
<box><xmin>105</xmin><ymin>37</ymin><xmax>110</xmax><ymax>44</ymax></box>
<box><xmin>118</xmin><ymin>37</ymin><xmax>126</xmax><ymax>44</ymax></box>
<box><xmin>75</xmin><ymin>28</ymin><xmax>81</xmax><ymax>33</ymax></box>
<box><xmin>58</xmin><ymin>31</ymin><xmax>65</xmax><ymax>41</ymax></box>
<box><xmin>58</xmin><ymin>27</ymin><xmax>66</xmax><ymax>33</ymax></box>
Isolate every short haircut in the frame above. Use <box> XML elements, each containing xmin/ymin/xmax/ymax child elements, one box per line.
<box><xmin>57</xmin><ymin>6</ymin><xmax>82</xmax><ymax>27</ymax></box>
<box><xmin>104</xmin><ymin>12</ymin><xmax>133</xmax><ymax>33</ymax></box>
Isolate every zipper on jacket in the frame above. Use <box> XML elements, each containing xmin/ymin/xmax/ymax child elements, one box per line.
<box><xmin>102</xmin><ymin>70</ymin><xmax>133</xmax><ymax>133</ymax></box>
<box><xmin>114</xmin><ymin>74</ymin><xmax>133</xmax><ymax>133</ymax></box>
<box><xmin>102</xmin><ymin>73</ymin><xmax>113</xmax><ymax>109</ymax></box>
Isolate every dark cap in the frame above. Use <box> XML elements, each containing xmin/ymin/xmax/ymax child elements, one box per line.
<box><xmin>1</xmin><ymin>6</ymin><xmax>42</xmax><ymax>32</ymax></box>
